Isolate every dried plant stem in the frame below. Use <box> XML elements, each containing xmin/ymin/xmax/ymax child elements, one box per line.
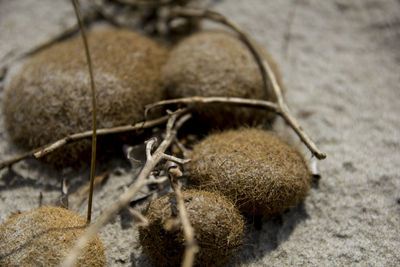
<box><xmin>168</xmin><ymin>164</ymin><xmax>198</xmax><ymax>267</ymax></box>
<box><xmin>146</xmin><ymin>96</ymin><xmax>278</xmax><ymax>115</ymax></box>
<box><xmin>168</xmin><ymin>8</ymin><xmax>326</xmax><ymax>160</ymax></box>
<box><xmin>61</xmin><ymin>112</ymin><xmax>192</xmax><ymax>267</ymax></box>
<box><xmin>72</xmin><ymin>0</ymin><xmax>97</xmax><ymax>223</ymax></box>
<box><xmin>0</xmin><ymin>115</ymin><xmax>169</xmax><ymax>170</ymax></box>
<box><xmin>146</xmin><ymin>95</ymin><xmax>326</xmax><ymax>159</ymax></box>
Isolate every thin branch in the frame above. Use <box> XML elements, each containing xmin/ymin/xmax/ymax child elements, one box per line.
<box><xmin>166</xmin><ymin>8</ymin><xmax>326</xmax><ymax>160</ymax></box>
<box><xmin>168</xmin><ymin>163</ymin><xmax>198</xmax><ymax>267</ymax></box>
<box><xmin>173</xmin><ymin>136</ymin><xmax>190</xmax><ymax>158</ymax></box>
<box><xmin>126</xmin><ymin>207</ymin><xmax>149</xmax><ymax>227</ymax></box>
<box><xmin>0</xmin><ymin>148</ymin><xmax>42</xmax><ymax>170</ymax></box>
<box><xmin>147</xmin><ymin>175</ymin><xmax>169</xmax><ymax>184</ymax></box>
<box><xmin>145</xmin><ymin>96</ymin><xmax>278</xmax><ymax>116</ymax></box>
<box><xmin>71</xmin><ymin>0</ymin><xmax>98</xmax><ymax>224</ymax></box>
<box><xmin>61</xmin><ymin>112</ymin><xmax>192</xmax><ymax>267</ymax></box>
<box><xmin>146</xmin><ymin>96</ymin><xmax>326</xmax><ymax>159</ymax></box>
<box><xmin>0</xmin><ymin>115</ymin><xmax>169</xmax><ymax>170</ymax></box>
<box><xmin>162</xmin><ymin>154</ymin><xmax>191</xmax><ymax>165</ymax></box>
<box><xmin>309</xmin><ymin>157</ymin><xmax>320</xmax><ymax>180</ymax></box>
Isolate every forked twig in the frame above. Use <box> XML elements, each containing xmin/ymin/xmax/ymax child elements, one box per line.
<box><xmin>0</xmin><ymin>115</ymin><xmax>170</xmax><ymax>170</ymax></box>
<box><xmin>61</xmin><ymin>111</ymin><xmax>192</xmax><ymax>267</ymax></box>
<box><xmin>162</xmin><ymin>8</ymin><xmax>326</xmax><ymax>160</ymax></box>
<box><xmin>168</xmin><ymin>162</ymin><xmax>198</xmax><ymax>267</ymax></box>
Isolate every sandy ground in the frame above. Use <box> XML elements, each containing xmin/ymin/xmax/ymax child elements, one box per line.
<box><xmin>1</xmin><ymin>0</ymin><xmax>399</xmax><ymax>266</ymax></box>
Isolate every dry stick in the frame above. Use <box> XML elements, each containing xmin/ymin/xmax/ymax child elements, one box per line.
<box><xmin>145</xmin><ymin>96</ymin><xmax>278</xmax><ymax>116</ymax></box>
<box><xmin>71</xmin><ymin>0</ymin><xmax>97</xmax><ymax>223</ymax></box>
<box><xmin>146</xmin><ymin>95</ymin><xmax>325</xmax><ymax>159</ymax></box>
<box><xmin>168</xmin><ymin>8</ymin><xmax>326</xmax><ymax>160</ymax></box>
<box><xmin>0</xmin><ymin>115</ymin><xmax>169</xmax><ymax>170</ymax></box>
<box><xmin>61</xmin><ymin>112</ymin><xmax>192</xmax><ymax>267</ymax></box>
<box><xmin>168</xmin><ymin>164</ymin><xmax>198</xmax><ymax>267</ymax></box>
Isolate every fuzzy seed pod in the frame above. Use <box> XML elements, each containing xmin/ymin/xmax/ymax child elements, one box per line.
<box><xmin>0</xmin><ymin>206</ymin><xmax>105</xmax><ymax>266</ymax></box>
<box><xmin>139</xmin><ymin>189</ymin><xmax>244</xmax><ymax>267</ymax></box>
<box><xmin>187</xmin><ymin>128</ymin><xmax>312</xmax><ymax>215</ymax></box>
<box><xmin>3</xmin><ymin>29</ymin><xmax>167</xmax><ymax>168</ymax></box>
<box><xmin>162</xmin><ymin>30</ymin><xmax>285</xmax><ymax>129</ymax></box>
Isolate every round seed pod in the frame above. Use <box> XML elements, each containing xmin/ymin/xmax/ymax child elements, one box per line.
<box><xmin>139</xmin><ymin>189</ymin><xmax>244</xmax><ymax>267</ymax></box>
<box><xmin>0</xmin><ymin>206</ymin><xmax>105</xmax><ymax>266</ymax></box>
<box><xmin>186</xmin><ymin>128</ymin><xmax>312</xmax><ymax>215</ymax></box>
<box><xmin>162</xmin><ymin>30</ymin><xmax>285</xmax><ymax>129</ymax></box>
<box><xmin>3</xmin><ymin>29</ymin><xmax>167</xmax><ymax>167</ymax></box>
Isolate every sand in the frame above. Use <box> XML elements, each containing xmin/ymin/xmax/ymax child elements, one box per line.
<box><xmin>1</xmin><ymin>0</ymin><xmax>399</xmax><ymax>266</ymax></box>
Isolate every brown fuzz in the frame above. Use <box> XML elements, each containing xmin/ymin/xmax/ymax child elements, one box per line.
<box><xmin>139</xmin><ymin>189</ymin><xmax>244</xmax><ymax>267</ymax></box>
<box><xmin>162</xmin><ymin>30</ymin><xmax>284</xmax><ymax>128</ymax></box>
<box><xmin>0</xmin><ymin>206</ymin><xmax>105</xmax><ymax>266</ymax></box>
<box><xmin>3</xmin><ymin>29</ymin><xmax>167</xmax><ymax>167</ymax></box>
<box><xmin>187</xmin><ymin>128</ymin><xmax>312</xmax><ymax>215</ymax></box>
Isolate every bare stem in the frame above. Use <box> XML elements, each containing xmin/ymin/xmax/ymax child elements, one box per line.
<box><xmin>168</xmin><ymin>164</ymin><xmax>198</xmax><ymax>267</ymax></box>
<box><xmin>0</xmin><ymin>115</ymin><xmax>169</xmax><ymax>170</ymax></box>
<box><xmin>146</xmin><ymin>96</ymin><xmax>326</xmax><ymax>159</ymax></box>
<box><xmin>146</xmin><ymin>96</ymin><xmax>278</xmax><ymax>115</ymax></box>
<box><xmin>168</xmin><ymin>8</ymin><xmax>326</xmax><ymax>160</ymax></box>
<box><xmin>71</xmin><ymin>0</ymin><xmax>98</xmax><ymax>224</ymax></box>
<box><xmin>61</xmin><ymin>112</ymin><xmax>192</xmax><ymax>267</ymax></box>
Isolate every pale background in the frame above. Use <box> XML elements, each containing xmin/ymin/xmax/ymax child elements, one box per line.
<box><xmin>1</xmin><ymin>0</ymin><xmax>399</xmax><ymax>266</ymax></box>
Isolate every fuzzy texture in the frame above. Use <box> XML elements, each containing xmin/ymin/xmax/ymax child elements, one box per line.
<box><xmin>187</xmin><ymin>128</ymin><xmax>312</xmax><ymax>215</ymax></box>
<box><xmin>0</xmin><ymin>206</ymin><xmax>105</xmax><ymax>266</ymax></box>
<box><xmin>3</xmin><ymin>29</ymin><xmax>167</xmax><ymax>167</ymax></box>
<box><xmin>139</xmin><ymin>189</ymin><xmax>244</xmax><ymax>267</ymax></box>
<box><xmin>162</xmin><ymin>30</ymin><xmax>284</xmax><ymax>128</ymax></box>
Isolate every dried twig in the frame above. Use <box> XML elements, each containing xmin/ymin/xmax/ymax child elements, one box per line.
<box><xmin>71</xmin><ymin>0</ymin><xmax>98</xmax><ymax>223</ymax></box>
<box><xmin>145</xmin><ymin>96</ymin><xmax>278</xmax><ymax>116</ymax></box>
<box><xmin>173</xmin><ymin>136</ymin><xmax>190</xmax><ymax>158</ymax></box>
<box><xmin>161</xmin><ymin>8</ymin><xmax>326</xmax><ymax>160</ymax></box>
<box><xmin>0</xmin><ymin>115</ymin><xmax>170</xmax><ymax>170</ymax></box>
<box><xmin>168</xmin><ymin>162</ymin><xmax>198</xmax><ymax>267</ymax></box>
<box><xmin>129</xmin><ymin>207</ymin><xmax>150</xmax><ymax>226</ymax></box>
<box><xmin>61</xmin><ymin>111</ymin><xmax>192</xmax><ymax>267</ymax></box>
<box><xmin>146</xmin><ymin>95</ymin><xmax>326</xmax><ymax>159</ymax></box>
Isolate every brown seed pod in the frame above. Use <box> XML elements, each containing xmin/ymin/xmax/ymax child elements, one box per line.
<box><xmin>139</xmin><ymin>189</ymin><xmax>244</xmax><ymax>267</ymax></box>
<box><xmin>162</xmin><ymin>30</ymin><xmax>285</xmax><ymax>128</ymax></box>
<box><xmin>186</xmin><ymin>128</ymin><xmax>312</xmax><ymax>215</ymax></box>
<box><xmin>0</xmin><ymin>206</ymin><xmax>105</xmax><ymax>266</ymax></box>
<box><xmin>3</xmin><ymin>29</ymin><xmax>167</xmax><ymax>167</ymax></box>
